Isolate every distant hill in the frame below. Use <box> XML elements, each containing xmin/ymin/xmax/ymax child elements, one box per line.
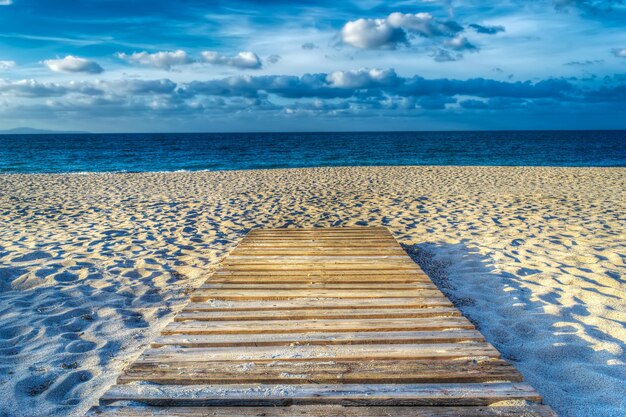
<box><xmin>0</xmin><ymin>127</ymin><xmax>90</xmax><ymax>135</ymax></box>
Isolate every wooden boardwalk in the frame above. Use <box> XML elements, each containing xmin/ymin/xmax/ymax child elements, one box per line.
<box><xmin>88</xmin><ymin>227</ymin><xmax>556</xmax><ymax>416</ymax></box>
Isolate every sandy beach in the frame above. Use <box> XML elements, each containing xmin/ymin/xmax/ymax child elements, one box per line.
<box><xmin>0</xmin><ymin>166</ymin><xmax>624</xmax><ymax>417</ymax></box>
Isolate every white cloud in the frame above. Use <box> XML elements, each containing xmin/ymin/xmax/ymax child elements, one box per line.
<box><xmin>340</xmin><ymin>18</ymin><xmax>406</xmax><ymax>49</ymax></box>
<box><xmin>201</xmin><ymin>51</ymin><xmax>262</xmax><ymax>69</ymax></box>
<box><xmin>445</xmin><ymin>36</ymin><xmax>478</xmax><ymax>52</ymax></box>
<box><xmin>0</xmin><ymin>0</ymin><xmax>12</xmax><ymax>5</ymax></box>
<box><xmin>43</xmin><ymin>56</ymin><xmax>104</xmax><ymax>74</ymax></box>
<box><xmin>340</xmin><ymin>12</ymin><xmax>464</xmax><ymax>50</ymax></box>
<box><xmin>0</xmin><ymin>60</ymin><xmax>16</xmax><ymax>70</ymax></box>
<box><xmin>387</xmin><ymin>12</ymin><xmax>462</xmax><ymax>38</ymax></box>
<box><xmin>116</xmin><ymin>50</ymin><xmax>193</xmax><ymax>70</ymax></box>
<box><xmin>326</xmin><ymin>68</ymin><xmax>399</xmax><ymax>88</ymax></box>
<box><xmin>612</xmin><ymin>48</ymin><xmax>626</xmax><ymax>58</ymax></box>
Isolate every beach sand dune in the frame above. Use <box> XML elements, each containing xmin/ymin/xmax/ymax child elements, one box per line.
<box><xmin>0</xmin><ymin>166</ymin><xmax>624</xmax><ymax>417</ymax></box>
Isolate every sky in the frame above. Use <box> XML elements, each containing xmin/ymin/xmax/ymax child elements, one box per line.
<box><xmin>0</xmin><ymin>0</ymin><xmax>625</xmax><ymax>132</ymax></box>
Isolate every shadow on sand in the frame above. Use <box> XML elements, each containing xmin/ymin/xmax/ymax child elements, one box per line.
<box><xmin>402</xmin><ymin>241</ymin><xmax>625</xmax><ymax>417</ymax></box>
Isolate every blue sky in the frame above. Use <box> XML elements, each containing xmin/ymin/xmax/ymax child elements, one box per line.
<box><xmin>0</xmin><ymin>0</ymin><xmax>625</xmax><ymax>132</ymax></box>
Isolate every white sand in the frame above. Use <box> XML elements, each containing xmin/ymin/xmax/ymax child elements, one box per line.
<box><xmin>0</xmin><ymin>166</ymin><xmax>624</xmax><ymax>417</ymax></box>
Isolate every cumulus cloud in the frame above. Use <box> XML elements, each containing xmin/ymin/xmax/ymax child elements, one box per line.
<box><xmin>387</xmin><ymin>12</ymin><xmax>463</xmax><ymax>37</ymax></box>
<box><xmin>445</xmin><ymin>36</ymin><xmax>478</xmax><ymax>52</ymax></box>
<box><xmin>339</xmin><ymin>12</ymin><xmax>488</xmax><ymax>61</ymax></box>
<box><xmin>0</xmin><ymin>79</ymin><xmax>102</xmax><ymax>97</ymax></box>
<box><xmin>612</xmin><ymin>48</ymin><xmax>626</xmax><ymax>58</ymax></box>
<box><xmin>116</xmin><ymin>50</ymin><xmax>193</xmax><ymax>70</ymax></box>
<box><xmin>43</xmin><ymin>56</ymin><xmax>104</xmax><ymax>74</ymax></box>
<box><xmin>340</xmin><ymin>12</ymin><xmax>467</xmax><ymax>50</ymax></box>
<box><xmin>200</xmin><ymin>51</ymin><xmax>262</xmax><ymax>69</ymax></box>
<box><xmin>0</xmin><ymin>0</ymin><xmax>12</xmax><ymax>5</ymax></box>
<box><xmin>0</xmin><ymin>60</ymin><xmax>16</xmax><ymax>71</ymax></box>
<box><xmin>468</xmin><ymin>23</ymin><xmax>505</xmax><ymax>35</ymax></box>
<box><xmin>340</xmin><ymin>18</ymin><xmax>407</xmax><ymax>49</ymax></box>
<box><xmin>340</xmin><ymin>12</ymin><xmax>463</xmax><ymax>49</ymax></box>
<box><xmin>326</xmin><ymin>68</ymin><xmax>399</xmax><ymax>88</ymax></box>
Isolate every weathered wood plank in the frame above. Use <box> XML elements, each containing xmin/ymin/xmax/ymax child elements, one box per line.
<box><xmin>100</xmin><ymin>383</ymin><xmax>542</xmax><ymax>407</ymax></box>
<box><xmin>220</xmin><ymin>264</ymin><xmax>421</xmax><ymax>271</ymax></box>
<box><xmin>190</xmin><ymin>289</ymin><xmax>444</xmax><ymax>301</ymax></box>
<box><xmin>208</xmin><ymin>276</ymin><xmax>431</xmax><ymax>283</ymax></box>
<box><xmin>213</xmin><ymin>265</ymin><xmax>426</xmax><ymax>279</ymax></box>
<box><xmin>175</xmin><ymin>307</ymin><xmax>460</xmax><ymax>322</ymax></box>
<box><xmin>118</xmin><ymin>358</ymin><xmax>522</xmax><ymax>385</ymax></box>
<box><xmin>249</xmin><ymin>228</ymin><xmax>390</xmax><ymax>234</ymax></box>
<box><xmin>183</xmin><ymin>298</ymin><xmax>454</xmax><ymax>312</ymax></box>
<box><xmin>152</xmin><ymin>330</ymin><xmax>485</xmax><ymax>348</ymax></box>
<box><xmin>136</xmin><ymin>343</ymin><xmax>500</xmax><ymax>363</ymax></box>
<box><xmin>229</xmin><ymin>249</ymin><xmax>407</xmax><ymax>255</ymax></box>
<box><xmin>163</xmin><ymin>317</ymin><xmax>475</xmax><ymax>335</ymax></box>
<box><xmin>88</xmin><ymin>405</ymin><xmax>558</xmax><ymax>417</ymax></box>
<box><xmin>200</xmin><ymin>283</ymin><xmax>438</xmax><ymax>290</ymax></box>
<box><xmin>250</xmin><ymin>226</ymin><xmax>389</xmax><ymax>232</ymax></box>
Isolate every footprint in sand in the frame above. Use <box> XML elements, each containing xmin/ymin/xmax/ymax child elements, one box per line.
<box><xmin>53</xmin><ymin>271</ymin><xmax>79</xmax><ymax>283</ymax></box>
<box><xmin>15</xmin><ymin>374</ymin><xmax>58</xmax><ymax>397</ymax></box>
<box><xmin>45</xmin><ymin>370</ymin><xmax>93</xmax><ymax>405</ymax></box>
<box><xmin>0</xmin><ymin>325</ymin><xmax>33</xmax><ymax>341</ymax></box>
<box><xmin>10</xmin><ymin>251</ymin><xmax>52</xmax><ymax>263</ymax></box>
<box><xmin>65</xmin><ymin>340</ymin><xmax>97</xmax><ymax>353</ymax></box>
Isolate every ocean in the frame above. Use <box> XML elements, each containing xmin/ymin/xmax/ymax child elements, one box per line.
<box><xmin>0</xmin><ymin>130</ymin><xmax>624</xmax><ymax>173</ymax></box>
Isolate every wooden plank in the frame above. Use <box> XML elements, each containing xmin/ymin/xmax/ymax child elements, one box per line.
<box><xmin>100</xmin><ymin>383</ymin><xmax>542</xmax><ymax>406</ymax></box>
<box><xmin>246</xmin><ymin>235</ymin><xmax>395</xmax><ymax>239</ymax></box>
<box><xmin>241</xmin><ymin>240</ymin><xmax>400</xmax><ymax>245</ymax></box>
<box><xmin>200</xmin><ymin>283</ymin><xmax>438</xmax><ymax>290</ymax></box>
<box><xmin>237</xmin><ymin>244</ymin><xmax>406</xmax><ymax>249</ymax></box>
<box><xmin>136</xmin><ymin>342</ymin><xmax>500</xmax><ymax>363</ymax></box>
<box><xmin>163</xmin><ymin>317</ymin><xmax>475</xmax><ymax>335</ymax></box>
<box><xmin>208</xmin><ymin>276</ymin><xmax>432</xmax><ymax>283</ymax></box>
<box><xmin>240</xmin><ymin>234</ymin><xmax>397</xmax><ymax>239</ymax></box>
<box><xmin>250</xmin><ymin>227</ymin><xmax>389</xmax><ymax>232</ymax></box>
<box><xmin>175</xmin><ymin>307</ymin><xmax>460</xmax><ymax>322</ymax></box>
<box><xmin>190</xmin><ymin>289</ymin><xmax>444</xmax><ymax>301</ymax></box>
<box><xmin>221</xmin><ymin>264</ymin><xmax>420</xmax><ymax>271</ymax></box>
<box><xmin>88</xmin><ymin>405</ymin><xmax>558</xmax><ymax>417</ymax></box>
<box><xmin>220</xmin><ymin>267</ymin><xmax>424</xmax><ymax>273</ymax></box>
<box><xmin>248</xmin><ymin>228</ymin><xmax>390</xmax><ymax>233</ymax></box>
<box><xmin>152</xmin><ymin>330</ymin><xmax>485</xmax><ymax>348</ymax></box>
<box><xmin>249</xmin><ymin>229</ymin><xmax>390</xmax><ymax>234</ymax></box>
<box><xmin>213</xmin><ymin>265</ymin><xmax>426</xmax><ymax>279</ymax></box>
<box><xmin>209</xmin><ymin>269</ymin><xmax>431</xmax><ymax>282</ymax></box>
<box><xmin>183</xmin><ymin>298</ymin><xmax>454</xmax><ymax>311</ymax></box>
<box><xmin>118</xmin><ymin>358</ymin><xmax>522</xmax><ymax>385</ymax></box>
<box><xmin>227</xmin><ymin>254</ymin><xmax>409</xmax><ymax>259</ymax></box>
<box><xmin>229</xmin><ymin>248</ymin><xmax>407</xmax><ymax>255</ymax></box>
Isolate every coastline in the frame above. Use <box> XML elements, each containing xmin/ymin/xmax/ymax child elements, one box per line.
<box><xmin>1</xmin><ymin>166</ymin><xmax>624</xmax><ymax>417</ymax></box>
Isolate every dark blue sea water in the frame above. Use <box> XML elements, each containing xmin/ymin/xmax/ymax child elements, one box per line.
<box><xmin>0</xmin><ymin>131</ymin><xmax>624</xmax><ymax>173</ymax></box>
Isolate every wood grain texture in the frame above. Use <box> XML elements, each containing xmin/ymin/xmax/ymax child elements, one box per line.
<box><xmin>162</xmin><ymin>317</ymin><xmax>476</xmax><ymax>335</ymax></box>
<box><xmin>100</xmin><ymin>383</ymin><xmax>542</xmax><ymax>406</ymax></box>
<box><xmin>118</xmin><ymin>358</ymin><xmax>522</xmax><ymax>385</ymax></box>
<box><xmin>88</xmin><ymin>405</ymin><xmax>558</xmax><ymax>417</ymax></box>
<box><xmin>151</xmin><ymin>330</ymin><xmax>485</xmax><ymax>348</ymax></box>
